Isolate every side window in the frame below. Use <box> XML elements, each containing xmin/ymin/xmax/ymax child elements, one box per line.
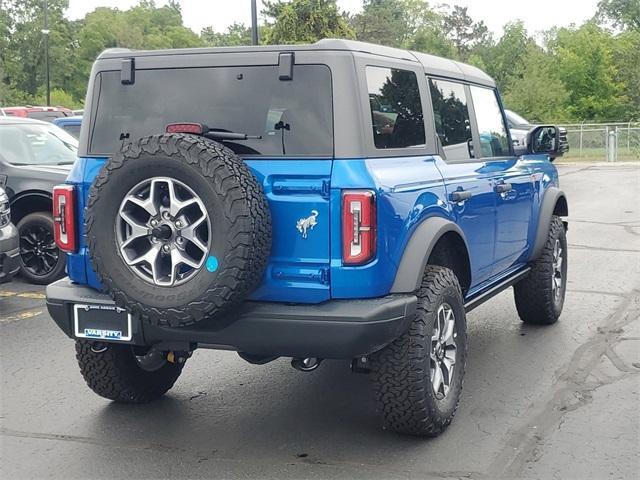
<box><xmin>428</xmin><ymin>78</ymin><xmax>473</xmax><ymax>162</ymax></box>
<box><xmin>469</xmin><ymin>85</ymin><xmax>510</xmax><ymax>157</ymax></box>
<box><xmin>366</xmin><ymin>66</ymin><xmax>425</xmax><ymax>149</ymax></box>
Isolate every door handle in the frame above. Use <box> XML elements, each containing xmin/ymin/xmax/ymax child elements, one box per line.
<box><xmin>495</xmin><ymin>183</ymin><xmax>513</xmax><ymax>194</ymax></box>
<box><xmin>450</xmin><ymin>190</ymin><xmax>472</xmax><ymax>202</ymax></box>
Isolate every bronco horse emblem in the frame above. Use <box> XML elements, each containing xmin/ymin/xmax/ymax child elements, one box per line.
<box><xmin>296</xmin><ymin>210</ymin><xmax>319</xmax><ymax>239</ymax></box>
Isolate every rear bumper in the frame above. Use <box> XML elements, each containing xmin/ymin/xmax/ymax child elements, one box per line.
<box><xmin>0</xmin><ymin>223</ymin><xmax>20</xmax><ymax>283</ymax></box>
<box><xmin>46</xmin><ymin>278</ymin><xmax>417</xmax><ymax>359</ymax></box>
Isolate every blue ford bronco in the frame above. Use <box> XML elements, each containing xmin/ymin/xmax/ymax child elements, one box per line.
<box><xmin>46</xmin><ymin>40</ymin><xmax>568</xmax><ymax>437</ymax></box>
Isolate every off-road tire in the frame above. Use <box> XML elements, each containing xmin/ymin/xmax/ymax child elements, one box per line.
<box><xmin>75</xmin><ymin>340</ymin><xmax>184</xmax><ymax>403</ymax></box>
<box><xmin>514</xmin><ymin>215</ymin><xmax>567</xmax><ymax>325</ymax></box>
<box><xmin>86</xmin><ymin>134</ymin><xmax>271</xmax><ymax>327</ymax></box>
<box><xmin>17</xmin><ymin>212</ymin><xmax>66</xmax><ymax>285</ymax></box>
<box><xmin>370</xmin><ymin>266</ymin><xmax>467</xmax><ymax>437</ymax></box>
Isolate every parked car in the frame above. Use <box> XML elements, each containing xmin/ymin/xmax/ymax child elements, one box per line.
<box><xmin>504</xmin><ymin>109</ymin><xmax>535</xmax><ymax>147</ymax></box>
<box><xmin>0</xmin><ymin>186</ymin><xmax>20</xmax><ymax>283</ymax></box>
<box><xmin>46</xmin><ymin>39</ymin><xmax>569</xmax><ymax>437</ymax></box>
<box><xmin>505</xmin><ymin>109</ymin><xmax>569</xmax><ymax>159</ymax></box>
<box><xmin>1</xmin><ymin>106</ymin><xmax>73</xmax><ymax>122</ymax></box>
<box><xmin>52</xmin><ymin>115</ymin><xmax>82</xmax><ymax>139</ymax></box>
<box><xmin>0</xmin><ymin>117</ymin><xmax>77</xmax><ymax>284</ymax></box>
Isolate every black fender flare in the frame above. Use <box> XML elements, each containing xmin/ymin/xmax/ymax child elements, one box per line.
<box><xmin>390</xmin><ymin>216</ymin><xmax>469</xmax><ymax>293</ymax></box>
<box><xmin>529</xmin><ymin>187</ymin><xmax>568</xmax><ymax>261</ymax></box>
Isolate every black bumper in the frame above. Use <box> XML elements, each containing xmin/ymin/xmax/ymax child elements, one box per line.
<box><xmin>46</xmin><ymin>278</ymin><xmax>417</xmax><ymax>359</ymax></box>
<box><xmin>0</xmin><ymin>222</ymin><xmax>20</xmax><ymax>283</ymax></box>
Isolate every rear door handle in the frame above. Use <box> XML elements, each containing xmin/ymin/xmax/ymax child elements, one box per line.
<box><xmin>495</xmin><ymin>183</ymin><xmax>513</xmax><ymax>193</ymax></box>
<box><xmin>450</xmin><ymin>190</ymin><xmax>472</xmax><ymax>202</ymax></box>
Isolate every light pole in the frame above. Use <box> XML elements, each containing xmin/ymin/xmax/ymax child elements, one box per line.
<box><xmin>251</xmin><ymin>0</ymin><xmax>258</xmax><ymax>45</ymax></box>
<box><xmin>42</xmin><ymin>0</ymin><xmax>50</xmax><ymax>106</ymax></box>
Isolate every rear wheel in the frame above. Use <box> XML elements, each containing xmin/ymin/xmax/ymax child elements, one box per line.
<box><xmin>370</xmin><ymin>266</ymin><xmax>467</xmax><ymax>436</ymax></box>
<box><xmin>17</xmin><ymin>212</ymin><xmax>66</xmax><ymax>285</ymax></box>
<box><xmin>75</xmin><ymin>340</ymin><xmax>185</xmax><ymax>403</ymax></box>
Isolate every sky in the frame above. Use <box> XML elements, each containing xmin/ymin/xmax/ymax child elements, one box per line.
<box><xmin>66</xmin><ymin>0</ymin><xmax>601</xmax><ymax>38</ymax></box>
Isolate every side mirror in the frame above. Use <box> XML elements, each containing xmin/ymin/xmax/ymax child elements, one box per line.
<box><xmin>524</xmin><ymin>125</ymin><xmax>569</xmax><ymax>160</ymax></box>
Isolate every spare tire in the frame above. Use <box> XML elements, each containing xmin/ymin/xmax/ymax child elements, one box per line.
<box><xmin>86</xmin><ymin>134</ymin><xmax>271</xmax><ymax>327</ymax></box>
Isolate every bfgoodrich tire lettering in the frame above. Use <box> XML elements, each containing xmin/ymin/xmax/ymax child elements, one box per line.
<box><xmin>514</xmin><ymin>215</ymin><xmax>567</xmax><ymax>325</ymax></box>
<box><xmin>370</xmin><ymin>265</ymin><xmax>467</xmax><ymax>436</ymax></box>
<box><xmin>86</xmin><ymin>134</ymin><xmax>271</xmax><ymax>327</ymax></box>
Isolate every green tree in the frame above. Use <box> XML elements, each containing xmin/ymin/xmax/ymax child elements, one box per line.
<box><xmin>201</xmin><ymin>22</ymin><xmax>263</xmax><ymax>47</ymax></box>
<box><xmin>263</xmin><ymin>0</ymin><xmax>355</xmax><ymax>44</ymax></box>
<box><xmin>502</xmin><ymin>50</ymin><xmax>570</xmax><ymax>122</ymax></box>
<box><xmin>548</xmin><ymin>22</ymin><xmax>626</xmax><ymax>120</ymax></box>
<box><xmin>611</xmin><ymin>29</ymin><xmax>640</xmax><ymax>118</ymax></box>
<box><xmin>597</xmin><ymin>0</ymin><xmax>640</xmax><ymax>30</ymax></box>
<box><xmin>482</xmin><ymin>21</ymin><xmax>537</xmax><ymax>92</ymax></box>
<box><xmin>442</xmin><ymin>5</ymin><xmax>493</xmax><ymax>60</ymax></box>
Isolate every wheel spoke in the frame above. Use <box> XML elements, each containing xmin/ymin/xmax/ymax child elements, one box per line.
<box><xmin>432</xmin><ymin>363</ymin><xmax>444</xmax><ymax>395</ymax></box>
<box><xmin>167</xmin><ymin>179</ymin><xmax>199</xmax><ymax>217</ymax></box>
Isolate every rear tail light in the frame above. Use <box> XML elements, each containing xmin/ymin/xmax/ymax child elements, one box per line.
<box><xmin>53</xmin><ymin>185</ymin><xmax>77</xmax><ymax>252</ymax></box>
<box><xmin>342</xmin><ymin>190</ymin><xmax>376</xmax><ymax>265</ymax></box>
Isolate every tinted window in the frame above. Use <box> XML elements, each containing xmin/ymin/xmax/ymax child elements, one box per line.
<box><xmin>428</xmin><ymin>79</ymin><xmax>473</xmax><ymax>162</ymax></box>
<box><xmin>90</xmin><ymin>65</ymin><xmax>333</xmax><ymax>157</ymax></box>
<box><xmin>470</xmin><ymin>86</ymin><xmax>510</xmax><ymax>157</ymax></box>
<box><xmin>366</xmin><ymin>67</ymin><xmax>425</xmax><ymax>149</ymax></box>
<box><xmin>0</xmin><ymin>124</ymin><xmax>78</xmax><ymax>165</ymax></box>
<box><xmin>28</xmin><ymin>111</ymin><xmax>66</xmax><ymax>122</ymax></box>
<box><xmin>62</xmin><ymin>124</ymin><xmax>81</xmax><ymax>139</ymax></box>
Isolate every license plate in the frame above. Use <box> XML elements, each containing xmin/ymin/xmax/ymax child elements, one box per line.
<box><xmin>73</xmin><ymin>304</ymin><xmax>132</xmax><ymax>342</ymax></box>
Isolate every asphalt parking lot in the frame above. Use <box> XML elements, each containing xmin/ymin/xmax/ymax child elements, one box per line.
<box><xmin>1</xmin><ymin>163</ymin><xmax>639</xmax><ymax>480</ymax></box>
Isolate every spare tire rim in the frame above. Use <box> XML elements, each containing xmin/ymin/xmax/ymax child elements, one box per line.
<box><xmin>116</xmin><ymin>177</ymin><xmax>211</xmax><ymax>287</ymax></box>
<box><xmin>430</xmin><ymin>303</ymin><xmax>457</xmax><ymax>400</ymax></box>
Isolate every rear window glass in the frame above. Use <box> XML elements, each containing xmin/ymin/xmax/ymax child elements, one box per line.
<box><xmin>62</xmin><ymin>124</ymin><xmax>81</xmax><ymax>139</ymax></box>
<box><xmin>366</xmin><ymin>66</ymin><xmax>425</xmax><ymax>149</ymax></box>
<box><xmin>28</xmin><ymin>111</ymin><xmax>67</xmax><ymax>122</ymax></box>
<box><xmin>90</xmin><ymin>65</ymin><xmax>333</xmax><ymax>157</ymax></box>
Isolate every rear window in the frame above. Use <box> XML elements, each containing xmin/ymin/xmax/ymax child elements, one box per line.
<box><xmin>90</xmin><ymin>65</ymin><xmax>333</xmax><ymax>157</ymax></box>
<box><xmin>61</xmin><ymin>124</ymin><xmax>81</xmax><ymax>139</ymax></box>
<box><xmin>28</xmin><ymin>111</ymin><xmax>67</xmax><ymax>122</ymax></box>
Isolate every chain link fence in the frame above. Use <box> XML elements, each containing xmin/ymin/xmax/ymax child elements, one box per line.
<box><xmin>560</xmin><ymin>122</ymin><xmax>640</xmax><ymax>161</ymax></box>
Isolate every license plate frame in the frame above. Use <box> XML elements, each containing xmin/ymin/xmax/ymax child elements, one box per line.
<box><xmin>73</xmin><ymin>304</ymin><xmax>132</xmax><ymax>342</ymax></box>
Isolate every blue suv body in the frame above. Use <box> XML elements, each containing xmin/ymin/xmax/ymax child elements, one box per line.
<box><xmin>46</xmin><ymin>40</ymin><xmax>568</xmax><ymax>435</ymax></box>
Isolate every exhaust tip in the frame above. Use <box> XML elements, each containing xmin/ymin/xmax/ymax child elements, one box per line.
<box><xmin>291</xmin><ymin>357</ymin><xmax>321</xmax><ymax>372</ymax></box>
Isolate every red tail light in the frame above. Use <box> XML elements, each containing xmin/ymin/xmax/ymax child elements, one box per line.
<box><xmin>53</xmin><ymin>185</ymin><xmax>77</xmax><ymax>253</ymax></box>
<box><xmin>166</xmin><ymin>123</ymin><xmax>205</xmax><ymax>134</ymax></box>
<box><xmin>342</xmin><ymin>190</ymin><xmax>376</xmax><ymax>265</ymax></box>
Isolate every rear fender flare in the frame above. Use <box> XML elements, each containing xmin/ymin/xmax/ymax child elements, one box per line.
<box><xmin>390</xmin><ymin>216</ymin><xmax>468</xmax><ymax>293</ymax></box>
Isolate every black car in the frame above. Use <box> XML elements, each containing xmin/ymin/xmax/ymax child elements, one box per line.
<box><xmin>0</xmin><ymin>117</ymin><xmax>76</xmax><ymax>284</ymax></box>
<box><xmin>0</xmin><ymin>186</ymin><xmax>20</xmax><ymax>283</ymax></box>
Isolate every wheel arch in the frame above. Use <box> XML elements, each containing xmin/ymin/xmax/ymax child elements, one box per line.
<box><xmin>390</xmin><ymin>216</ymin><xmax>472</xmax><ymax>296</ymax></box>
<box><xmin>530</xmin><ymin>187</ymin><xmax>568</xmax><ymax>262</ymax></box>
<box><xmin>10</xmin><ymin>191</ymin><xmax>52</xmax><ymax>224</ymax></box>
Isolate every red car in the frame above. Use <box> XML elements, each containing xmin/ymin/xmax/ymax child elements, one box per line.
<box><xmin>1</xmin><ymin>106</ymin><xmax>73</xmax><ymax>122</ymax></box>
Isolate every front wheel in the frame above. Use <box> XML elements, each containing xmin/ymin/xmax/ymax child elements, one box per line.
<box><xmin>514</xmin><ymin>215</ymin><xmax>567</xmax><ymax>325</ymax></box>
<box><xmin>75</xmin><ymin>340</ymin><xmax>185</xmax><ymax>403</ymax></box>
<box><xmin>370</xmin><ymin>265</ymin><xmax>467</xmax><ymax>437</ymax></box>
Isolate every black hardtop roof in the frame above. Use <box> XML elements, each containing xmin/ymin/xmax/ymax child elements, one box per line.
<box><xmin>97</xmin><ymin>38</ymin><xmax>495</xmax><ymax>87</ymax></box>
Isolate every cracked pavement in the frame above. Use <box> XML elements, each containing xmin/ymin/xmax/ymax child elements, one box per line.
<box><xmin>1</xmin><ymin>163</ymin><xmax>639</xmax><ymax>479</ymax></box>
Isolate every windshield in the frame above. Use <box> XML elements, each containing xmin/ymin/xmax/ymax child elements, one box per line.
<box><xmin>90</xmin><ymin>65</ymin><xmax>333</xmax><ymax>157</ymax></box>
<box><xmin>0</xmin><ymin>123</ymin><xmax>78</xmax><ymax>165</ymax></box>
<box><xmin>504</xmin><ymin>110</ymin><xmax>530</xmax><ymax>127</ymax></box>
